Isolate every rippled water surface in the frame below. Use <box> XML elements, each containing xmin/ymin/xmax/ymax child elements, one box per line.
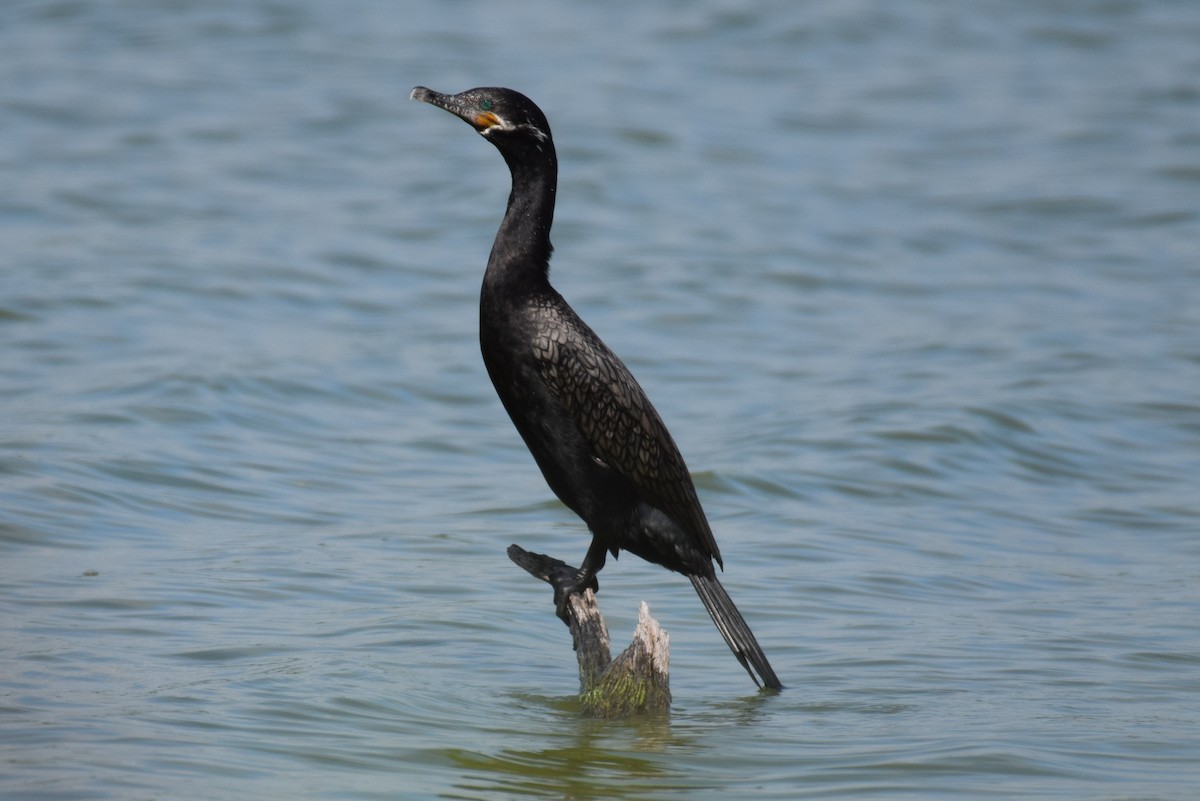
<box><xmin>3</xmin><ymin>1</ymin><xmax>1199</xmax><ymax>799</ymax></box>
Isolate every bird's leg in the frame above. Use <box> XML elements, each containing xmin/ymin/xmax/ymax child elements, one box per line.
<box><xmin>550</xmin><ymin>537</ymin><xmax>607</xmax><ymax>623</ymax></box>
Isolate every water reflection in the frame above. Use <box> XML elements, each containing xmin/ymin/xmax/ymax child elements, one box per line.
<box><xmin>445</xmin><ymin>712</ymin><xmax>688</xmax><ymax>799</ymax></box>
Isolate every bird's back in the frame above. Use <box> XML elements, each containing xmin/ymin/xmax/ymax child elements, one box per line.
<box><xmin>481</xmin><ymin>286</ymin><xmax>722</xmax><ymax>572</ymax></box>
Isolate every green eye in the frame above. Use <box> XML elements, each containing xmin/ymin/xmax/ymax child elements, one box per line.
<box><xmin>480</xmin><ymin>99</ymin><xmax>494</xmax><ymax>111</ymax></box>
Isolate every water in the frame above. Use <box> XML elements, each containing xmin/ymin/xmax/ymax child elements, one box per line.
<box><xmin>3</xmin><ymin>1</ymin><xmax>1199</xmax><ymax>798</ymax></box>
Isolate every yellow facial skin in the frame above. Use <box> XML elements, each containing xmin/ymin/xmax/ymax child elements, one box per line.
<box><xmin>473</xmin><ymin>111</ymin><xmax>502</xmax><ymax>131</ymax></box>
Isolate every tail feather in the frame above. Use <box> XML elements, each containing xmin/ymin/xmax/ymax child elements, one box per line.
<box><xmin>689</xmin><ymin>573</ymin><xmax>783</xmax><ymax>691</ymax></box>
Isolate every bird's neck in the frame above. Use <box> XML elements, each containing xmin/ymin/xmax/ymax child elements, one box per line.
<box><xmin>484</xmin><ymin>142</ymin><xmax>557</xmax><ymax>295</ymax></box>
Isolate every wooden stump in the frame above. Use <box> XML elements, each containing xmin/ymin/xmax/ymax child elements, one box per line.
<box><xmin>507</xmin><ymin>544</ymin><xmax>671</xmax><ymax>717</ymax></box>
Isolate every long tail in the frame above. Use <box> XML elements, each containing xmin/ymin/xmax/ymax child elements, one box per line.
<box><xmin>689</xmin><ymin>573</ymin><xmax>783</xmax><ymax>691</ymax></box>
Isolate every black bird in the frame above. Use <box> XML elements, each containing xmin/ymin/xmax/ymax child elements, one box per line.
<box><xmin>412</xmin><ymin>86</ymin><xmax>782</xmax><ymax>691</ymax></box>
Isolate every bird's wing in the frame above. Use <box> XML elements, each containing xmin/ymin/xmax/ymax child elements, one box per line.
<box><xmin>530</xmin><ymin>297</ymin><xmax>722</xmax><ymax>564</ymax></box>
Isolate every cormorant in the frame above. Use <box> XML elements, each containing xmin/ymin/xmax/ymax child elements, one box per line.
<box><xmin>412</xmin><ymin>86</ymin><xmax>782</xmax><ymax>691</ymax></box>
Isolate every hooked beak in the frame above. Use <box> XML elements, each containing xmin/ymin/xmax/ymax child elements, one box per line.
<box><xmin>411</xmin><ymin>86</ymin><xmax>501</xmax><ymax>132</ymax></box>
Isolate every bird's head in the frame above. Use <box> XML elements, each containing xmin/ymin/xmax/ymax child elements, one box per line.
<box><xmin>411</xmin><ymin>86</ymin><xmax>552</xmax><ymax>146</ymax></box>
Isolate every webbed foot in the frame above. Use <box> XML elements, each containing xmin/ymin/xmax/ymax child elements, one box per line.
<box><xmin>549</xmin><ymin>564</ymin><xmax>599</xmax><ymax>624</ymax></box>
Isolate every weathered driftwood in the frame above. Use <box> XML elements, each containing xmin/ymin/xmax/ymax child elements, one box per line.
<box><xmin>507</xmin><ymin>544</ymin><xmax>671</xmax><ymax>717</ymax></box>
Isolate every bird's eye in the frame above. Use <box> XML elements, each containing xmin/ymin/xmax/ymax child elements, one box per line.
<box><xmin>480</xmin><ymin>99</ymin><xmax>494</xmax><ymax>111</ymax></box>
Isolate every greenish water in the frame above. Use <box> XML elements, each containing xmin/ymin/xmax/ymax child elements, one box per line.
<box><xmin>3</xmin><ymin>1</ymin><xmax>1199</xmax><ymax>799</ymax></box>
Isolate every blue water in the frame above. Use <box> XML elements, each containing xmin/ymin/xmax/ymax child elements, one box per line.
<box><xmin>3</xmin><ymin>1</ymin><xmax>1199</xmax><ymax>799</ymax></box>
